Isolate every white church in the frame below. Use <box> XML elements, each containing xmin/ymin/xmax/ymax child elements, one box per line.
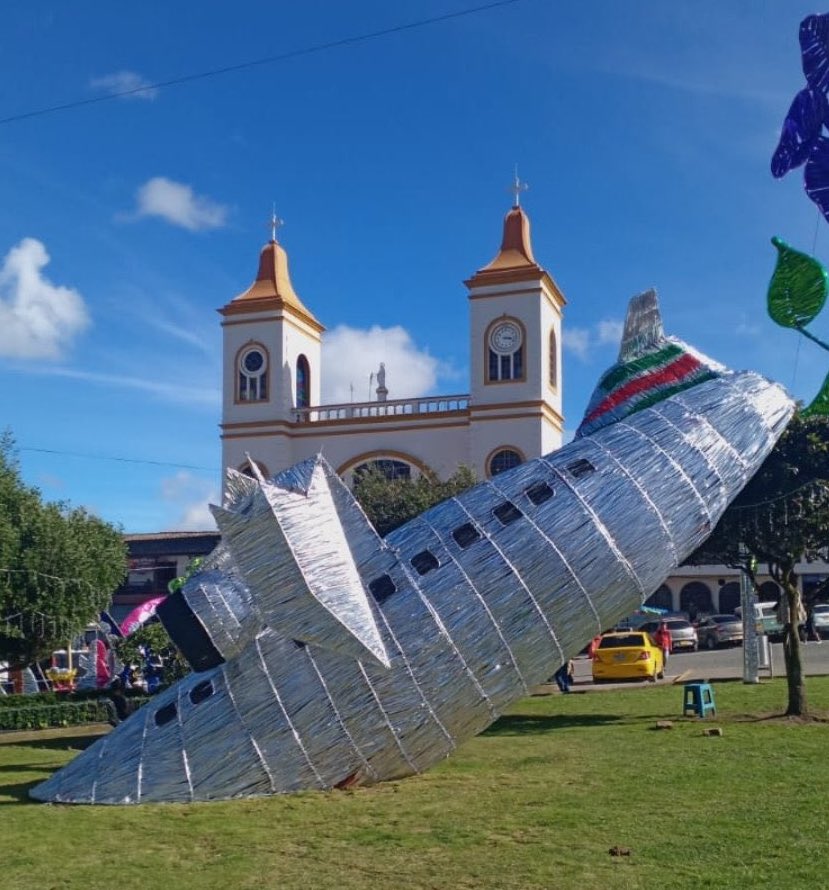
<box><xmin>214</xmin><ymin>199</ymin><xmax>815</xmax><ymax>620</ymax></box>
<box><xmin>219</xmin><ymin>200</ymin><xmax>563</xmax><ymax>486</ymax></box>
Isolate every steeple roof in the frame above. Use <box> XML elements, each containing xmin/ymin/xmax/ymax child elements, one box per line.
<box><xmin>481</xmin><ymin>205</ymin><xmax>539</xmax><ymax>271</ymax></box>
<box><xmin>219</xmin><ymin>238</ymin><xmax>323</xmax><ymax>331</ymax></box>
<box><xmin>465</xmin><ymin>204</ymin><xmax>563</xmax><ymax>302</ymax></box>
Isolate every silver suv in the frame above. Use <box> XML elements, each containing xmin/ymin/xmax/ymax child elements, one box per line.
<box><xmin>640</xmin><ymin>618</ymin><xmax>698</xmax><ymax>652</ymax></box>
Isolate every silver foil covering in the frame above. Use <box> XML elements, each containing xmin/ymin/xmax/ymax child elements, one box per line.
<box><xmin>31</xmin><ymin>293</ymin><xmax>795</xmax><ymax>804</ymax></box>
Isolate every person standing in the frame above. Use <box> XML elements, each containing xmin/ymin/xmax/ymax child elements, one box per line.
<box><xmin>553</xmin><ymin>660</ymin><xmax>573</xmax><ymax>693</ymax></box>
<box><xmin>653</xmin><ymin>621</ymin><xmax>672</xmax><ymax>670</ymax></box>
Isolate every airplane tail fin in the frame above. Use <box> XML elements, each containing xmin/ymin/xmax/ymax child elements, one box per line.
<box><xmin>577</xmin><ymin>289</ymin><xmax>723</xmax><ymax>438</ymax></box>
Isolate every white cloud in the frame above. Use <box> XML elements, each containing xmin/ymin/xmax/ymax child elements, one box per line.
<box><xmin>565</xmin><ymin>318</ymin><xmax>623</xmax><ymax>362</ymax></box>
<box><xmin>596</xmin><ymin>319</ymin><xmax>624</xmax><ymax>345</ymax></box>
<box><xmin>160</xmin><ymin>472</ymin><xmax>219</xmax><ymax>531</ymax></box>
<box><xmin>90</xmin><ymin>70</ymin><xmax>158</xmax><ymax>100</ymax></box>
<box><xmin>0</xmin><ymin>238</ymin><xmax>89</xmax><ymax>359</ymax></box>
<box><xmin>321</xmin><ymin>324</ymin><xmax>444</xmax><ymax>403</ymax></box>
<box><xmin>132</xmin><ymin>177</ymin><xmax>228</xmax><ymax>231</ymax></box>
<box><xmin>565</xmin><ymin>327</ymin><xmax>591</xmax><ymax>361</ymax></box>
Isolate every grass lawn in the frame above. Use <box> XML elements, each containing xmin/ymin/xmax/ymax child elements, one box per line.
<box><xmin>2</xmin><ymin>678</ymin><xmax>829</xmax><ymax>890</ymax></box>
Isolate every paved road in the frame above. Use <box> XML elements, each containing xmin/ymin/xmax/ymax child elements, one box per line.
<box><xmin>560</xmin><ymin>639</ymin><xmax>829</xmax><ymax>692</ymax></box>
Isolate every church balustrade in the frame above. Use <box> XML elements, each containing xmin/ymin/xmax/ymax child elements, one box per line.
<box><xmin>295</xmin><ymin>394</ymin><xmax>471</xmax><ymax>422</ymax></box>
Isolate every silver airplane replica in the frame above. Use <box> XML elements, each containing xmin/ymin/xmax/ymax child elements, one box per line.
<box><xmin>32</xmin><ymin>290</ymin><xmax>794</xmax><ymax>805</ymax></box>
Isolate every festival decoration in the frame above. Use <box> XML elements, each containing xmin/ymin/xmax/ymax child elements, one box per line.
<box><xmin>771</xmin><ymin>14</ymin><xmax>829</xmax><ymax>220</ymax></box>
<box><xmin>30</xmin><ymin>291</ymin><xmax>794</xmax><ymax>805</ymax></box>
<box><xmin>767</xmin><ymin>237</ymin><xmax>828</xmax><ymax>330</ymax></box>
<box><xmin>768</xmin><ymin>14</ymin><xmax>829</xmax><ymax>415</ymax></box>
<box><xmin>765</xmin><ymin>238</ymin><xmax>829</xmax><ymax>416</ymax></box>
<box><xmin>120</xmin><ymin>596</ymin><xmax>167</xmax><ymax>637</ymax></box>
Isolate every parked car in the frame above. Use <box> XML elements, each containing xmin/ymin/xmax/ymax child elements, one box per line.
<box><xmin>697</xmin><ymin>614</ymin><xmax>743</xmax><ymax>649</ymax></box>
<box><xmin>592</xmin><ymin>632</ymin><xmax>664</xmax><ymax>683</ymax></box>
<box><xmin>640</xmin><ymin>619</ymin><xmax>698</xmax><ymax>652</ymax></box>
<box><xmin>810</xmin><ymin>604</ymin><xmax>829</xmax><ymax>640</ymax></box>
<box><xmin>734</xmin><ymin>602</ymin><xmax>784</xmax><ymax>640</ymax></box>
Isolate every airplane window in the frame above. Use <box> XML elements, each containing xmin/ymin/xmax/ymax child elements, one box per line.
<box><xmin>155</xmin><ymin>702</ymin><xmax>177</xmax><ymax>727</ymax></box>
<box><xmin>411</xmin><ymin>550</ymin><xmax>439</xmax><ymax>575</ymax></box>
<box><xmin>493</xmin><ymin>501</ymin><xmax>522</xmax><ymax>525</ymax></box>
<box><xmin>525</xmin><ymin>481</ymin><xmax>554</xmax><ymax>505</ymax></box>
<box><xmin>369</xmin><ymin>574</ymin><xmax>396</xmax><ymax>603</ymax></box>
<box><xmin>189</xmin><ymin>680</ymin><xmax>213</xmax><ymax>705</ymax></box>
<box><xmin>566</xmin><ymin>458</ymin><xmax>596</xmax><ymax>479</ymax></box>
<box><xmin>453</xmin><ymin>523</ymin><xmax>481</xmax><ymax>549</ymax></box>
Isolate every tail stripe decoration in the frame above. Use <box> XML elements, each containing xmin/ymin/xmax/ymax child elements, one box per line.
<box><xmin>30</xmin><ymin>289</ymin><xmax>795</xmax><ymax>805</ymax></box>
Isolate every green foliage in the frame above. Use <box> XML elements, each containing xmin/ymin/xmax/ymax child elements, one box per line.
<box><xmin>0</xmin><ymin>432</ymin><xmax>128</xmax><ymax>669</ymax></box>
<box><xmin>0</xmin><ymin>699</ymin><xmax>116</xmax><ymax>731</ymax></box>
<box><xmin>693</xmin><ymin>413</ymin><xmax>829</xmax><ymax>570</ymax></box>
<box><xmin>690</xmin><ymin>412</ymin><xmax>829</xmax><ymax>713</ymax></box>
<box><xmin>114</xmin><ymin>619</ymin><xmax>190</xmax><ymax>684</ymax></box>
<box><xmin>352</xmin><ymin>465</ymin><xmax>477</xmax><ymax>536</ymax></box>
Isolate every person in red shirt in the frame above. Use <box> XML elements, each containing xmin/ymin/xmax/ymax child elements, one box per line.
<box><xmin>587</xmin><ymin>634</ymin><xmax>603</xmax><ymax>660</ymax></box>
<box><xmin>653</xmin><ymin>622</ymin><xmax>672</xmax><ymax>669</ymax></box>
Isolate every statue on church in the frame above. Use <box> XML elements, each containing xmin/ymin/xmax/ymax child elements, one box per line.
<box><xmin>375</xmin><ymin>362</ymin><xmax>388</xmax><ymax>402</ymax></box>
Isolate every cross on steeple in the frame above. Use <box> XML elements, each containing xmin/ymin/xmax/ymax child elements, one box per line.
<box><xmin>509</xmin><ymin>166</ymin><xmax>528</xmax><ymax>207</ymax></box>
<box><xmin>268</xmin><ymin>204</ymin><xmax>284</xmax><ymax>242</ymax></box>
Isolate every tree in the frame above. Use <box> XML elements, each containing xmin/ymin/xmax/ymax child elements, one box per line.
<box><xmin>353</xmin><ymin>465</ymin><xmax>477</xmax><ymax>537</ymax></box>
<box><xmin>689</xmin><ymin>413</ymin><xmax>829</xmax><ymax>716</ymax></box>
<box><xmin>0</xmin><ymin>432</ymin><xmax>127</xmax><ymax>669</ymax></box>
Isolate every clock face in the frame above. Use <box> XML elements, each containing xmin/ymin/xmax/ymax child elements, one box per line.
<box><xmin>490</xmin><ymin>321</ymin><xmax>522</xmax><ymax>354</ymax></box>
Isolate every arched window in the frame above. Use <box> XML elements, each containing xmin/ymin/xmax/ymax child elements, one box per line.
<box><xmin>645</xmin><ymin>584</ymin><xmax>673</xmax><ymax>612</ymax></box>
<box><xmin>679</xmin><ymin>581</ymin><xmax>713</xmax><ymax>621</ymax></box>
<box><xmin>488</xmin><ymin>448</ymin><xmax>522</xmax><ymax>477</ymax></box>
<box><xmin>487</xmin><ymin>319</ymin><xmax>524</xmax><ymax>382</ymax></box>
<box><xmin>549</xmin><ymin>328</ymin><xmax>558</xmax><ymax>389</ymax></box>
<box><xmin>718</xmin><ymin>582</ymin><xmax>740</xmax><ymax>614</ymax></box>
<box><xmin>296</xmin><ymin>355</ymin><xmax>310</xmax><ymax>409</ymax></box>
<box><xmin>759</xmin><ymin>580</ymin><xmax>781</xmax><ymax>602</ymax></box>
<box><xmin>238</xmin><ymin>459</ymin><xmax>269</xmax><ymax>480</ymax></box>
<box><xmin>237</xmin><ymin>344</ymin><xmax>268</xmax><ymax>402</ymax></box>
<box><xmin>353</xmin><ymin>459</ymin><xmax>412</xmax><ymax>482</ymax></box>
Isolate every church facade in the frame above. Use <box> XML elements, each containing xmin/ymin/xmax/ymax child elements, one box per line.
<box><xmin>219</xmin><ymin>202</ymin><xmax>563</xmax><ymax>486</ymax></box>
<box><xmin>216</xmin><ymin>202</ymin><xmax>821</xmax><ymax>619</ymax></box>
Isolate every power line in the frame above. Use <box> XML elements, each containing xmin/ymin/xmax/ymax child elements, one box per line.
<box><xmin>20</xmin><ymin>446</ymin><xmax>219</xmax><ymax>473</ymax></box>
<box><xmin>0</xmin><ymin>0</ymin><xmax>522</xmax><ymax>127</ymax></box>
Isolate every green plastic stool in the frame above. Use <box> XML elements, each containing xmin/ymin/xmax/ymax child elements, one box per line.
<box><xmin>683</xmin><ymin>682</ymin><xmax>716</xmax><ymax>718</ymax></box>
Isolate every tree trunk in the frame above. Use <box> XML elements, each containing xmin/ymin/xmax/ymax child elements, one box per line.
<box><xmin>781</xmin><ymin>574</ymin><xmax>808</xmax><ymax>716</ymax></box>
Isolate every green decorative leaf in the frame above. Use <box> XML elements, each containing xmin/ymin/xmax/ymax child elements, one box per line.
<box><xmin>803</xmin><ymin>369</ymin><xmax>829</xmax><ymax>417</ymax></box>
<box><xmin>767</xmin><ymin>236</ymin><xmax>828</xmax><ymax>329</ymax></box>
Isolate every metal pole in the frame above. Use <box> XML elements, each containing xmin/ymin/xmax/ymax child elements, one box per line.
<box><xmin>740</xmin><ymin>547</ymin><xmax>759</xmax><ymax>683</ymax></box>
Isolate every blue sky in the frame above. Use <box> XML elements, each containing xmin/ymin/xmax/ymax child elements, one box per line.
<box><xmin>1</xmin><ymin>0</ymin><xmax>827</xmax><ymax>532</ymax></box>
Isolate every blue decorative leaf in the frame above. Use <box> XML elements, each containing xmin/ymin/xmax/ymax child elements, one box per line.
<box><xmin>804</xmin><ymin>135</ymin><xmax>829</xmax><ymax>221</ymax></box>
<box><xmin>771</xmin><ymin>88</ymin><xmax>828</xmax><ymax>177</ymax></box>
<box><xmin>800</xmin><ymin>13</ymin><xmax>829</xmax><ymax>93</ymax></box>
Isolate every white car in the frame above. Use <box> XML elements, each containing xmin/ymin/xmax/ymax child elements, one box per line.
<box><xmin>810</xmin><ymin>604</ymin><xmax>829</xmax><ymax>640</ymax></box>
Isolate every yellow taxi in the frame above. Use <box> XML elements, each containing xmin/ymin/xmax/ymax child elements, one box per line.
<box><xmin>591</xmin><ymin>631</ymin><xmax>664</xmax><ymax>683</ymax></box>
